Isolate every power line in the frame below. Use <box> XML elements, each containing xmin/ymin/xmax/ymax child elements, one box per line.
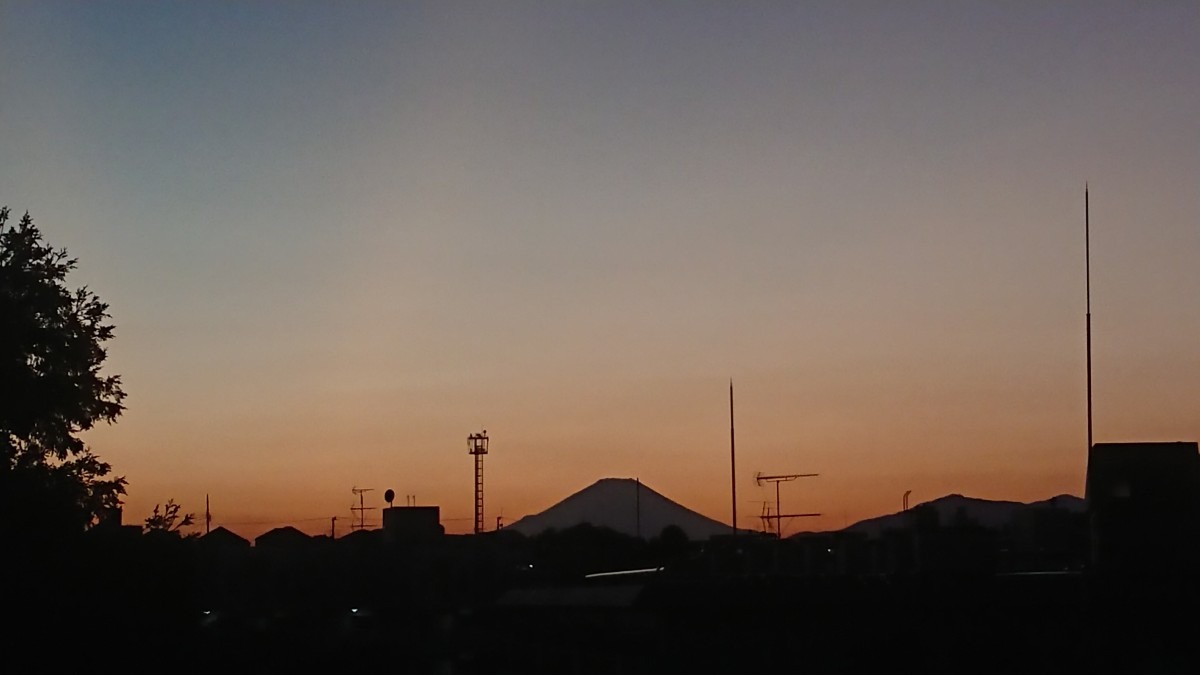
<box><xmin>213</xmin><ymin>514</ymin><xmax>477</xmax><ymax>527</ymax></box>
<box><xmin>214</xmin><ymin>516</ymin><xmax>333</xmax><ymax>526</ymax></box>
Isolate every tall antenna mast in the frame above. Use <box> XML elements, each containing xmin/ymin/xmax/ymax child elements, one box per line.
<box><xmin>729</xmin><ymin>379</ymin><xmax>737</xmax><ymax>536</ymax></box>
<box><xmin>1086</xmin><ymin>184</ymin><xmax>1093</xmax><ymax>451</ymax></box>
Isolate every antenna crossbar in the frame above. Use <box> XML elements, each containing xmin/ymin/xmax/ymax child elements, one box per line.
<box><xmin>754</xmin><ymin>471</ymin><xmax>819</xmax><ymax>538</ymax></box>
<box><xmin>351</xmin><ymin>487</ymin><xmax>376</xmax><ymax>531</ymax></box>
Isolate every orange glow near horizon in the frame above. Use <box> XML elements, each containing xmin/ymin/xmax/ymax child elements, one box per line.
<box><xmin>9</xmin><ymin>4</ymin><xmax>1200</xmax><ymax>541</ymax></box>
<box><xmin>89</xmin><ymin>354</ymin><xmax>1193</xmax><ymax>541</ymax></box>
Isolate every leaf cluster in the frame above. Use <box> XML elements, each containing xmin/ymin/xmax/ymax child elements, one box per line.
<box><xmin>144</xmin><ymin>499</ymin><xmax>196</xmax><ymax>536</ymax></box>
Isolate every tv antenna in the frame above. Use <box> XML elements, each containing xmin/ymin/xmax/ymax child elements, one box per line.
<box><xmin>350</xmin><ymin>487</ymin><xmax>376</xmax><ymax>531</ymax></box>
<box><xmin>755</xmin><ymin>472</ymin><xmax>820</xmax><ymax>538</ymax></box>
<box><xmin>758</xmin><ymin>501</ymin><xmax>773</xmax><ymax>534</ymax></box>
<box><xmin>468</xmin><ymin>430</ymin><xmax>489</xmax><ymax>534</ymax></box>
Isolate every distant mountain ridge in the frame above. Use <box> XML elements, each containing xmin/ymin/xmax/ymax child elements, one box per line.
<box><xmin>506</xmin><ymin>478</ymin><xmax>1085</xmax><ymax>542</ymax></box>
<box><xmin>507</xmin><ymin>478</ymin><xmax>735</xmax><ymax>540</ymax></box>
<box><xmin>834</xmin><ymin>493</ymin><xmax>1085</xmax><ymax>539</ymax></box>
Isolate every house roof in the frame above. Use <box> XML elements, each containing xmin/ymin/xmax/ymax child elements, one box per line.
<box><xmin>255</xmin><ymin>525</ymin><xmax>312</xmax><ymax>547</ymax></box>
<box><xmin>200</xmin><ymin>526</ymin><xmax>250</xmax><ymax>548</ymax></box>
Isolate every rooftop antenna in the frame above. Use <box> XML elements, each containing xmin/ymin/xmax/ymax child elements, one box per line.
<box><xmin>468</xmin><ymin>430</ymin><xmax>489</xmax><ymax>534</ymax></box>
<box><xmin>351</xmin><ymin>487</ymin><xmax>375</xmax><ymax>531</ymax></box>
<box><xmin>759</xmin><ymin>501</ymin><xmax>772</xmax><ymax>534</ymax></box>
<box><xmin>384</xmin><ymin>489</ymin><xmax>395</xmax><ymax>508</ymax></box>
<box><xmin>730</xmin><ymin>380</ymin><xmax>737</xmax><ymax>536</ymax></box>
<box><xmin>755</xmin><ymin>472</ymin><xmax>820</xmax><ymax>539</ymax></box>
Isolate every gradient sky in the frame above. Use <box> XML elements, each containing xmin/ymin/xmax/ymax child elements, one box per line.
<box><xmin>2</xmin><ymin>1</ymin><xmax>1198</xmax><ymax>538</ymax></box>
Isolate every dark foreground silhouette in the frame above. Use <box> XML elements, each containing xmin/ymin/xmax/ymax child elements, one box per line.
<box><xmin>7</xmin><ymin>517</ymin><xmax>1200</xmax><ymax>673</ymax></box>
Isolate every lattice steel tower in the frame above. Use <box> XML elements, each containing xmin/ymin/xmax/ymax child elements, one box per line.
<box><xmin>468</xmin><ymin>430</ymin><xmax>489</xmax><ymax>534</ymax></box>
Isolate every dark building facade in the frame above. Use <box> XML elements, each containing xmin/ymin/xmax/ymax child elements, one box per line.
<box><xmin>1086</xmin><ymin>441</ymin><xmax>1200</xmax><ymax>577</ymax></box>
<box><xmin>382</xmin><ymin>505</ymin><xmax>444</xmax><ymax>542</ymax></box>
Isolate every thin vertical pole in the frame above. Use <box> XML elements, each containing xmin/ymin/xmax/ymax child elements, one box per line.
<box><xmin>775</xmin><ymin>481</ymin><xmax>782</xmax><ymax>539</ymax></box>
<box><xmin>730</xmin><ymin>380</ymin><xmax>737</xmax><ymax>536</ymax></box>
<box><xmin>205</xmin><ymin>494</ymin><xmax>210</xmax><ymax>535</ymax></box>
<box><xmin>1086</xmin><ymin>184</ymin><xmax>1093</xmax><ymax>451</ymax></box>
<box><xmin>636</xmin><ymin>477</ymin><xmax>641</xmax><ymax>539</ymax></box>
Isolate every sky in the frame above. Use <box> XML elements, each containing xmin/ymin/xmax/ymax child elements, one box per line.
<box><xmin>2</xmin><ymin>1</ymin><xmax>1198</xmax><ymax>539</ymax></box>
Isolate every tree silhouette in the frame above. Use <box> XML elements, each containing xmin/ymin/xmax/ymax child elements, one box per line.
<box><xmin>653</xmin><ymin>523</ymin><xmax>691</xmax><ymax>561</ymax></box>
<box><xmin>0</xmin><ymin>207</ymin><xmax>127</xmax><ymax>546</ymax></box>
<box><xmin>144</xmin><ymin>499</ymin><xmax>195</xmax><ymax>535</ymax></box>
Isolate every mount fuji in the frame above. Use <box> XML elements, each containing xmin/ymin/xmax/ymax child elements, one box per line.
<box><xmin>507</xmin><ymin>478</ymin><xmax>734</xmax><ymax>540</ymax></box>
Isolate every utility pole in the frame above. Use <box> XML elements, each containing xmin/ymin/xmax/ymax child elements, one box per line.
<box><xmin>331</xmin><ymin>516</ymin><xmax>337</xmax><ymax>538</ymax></box>
<box><xmin>205</xmin><ymin>494</ymin><xmax>211</xmax><ymax>535</ymax></box>
<box><xmin>636</xmin><ymin>477</ymin><xmax>642</xmax><ymax>539</ymax></box>
<box><xmin>730</xmin><ymin>380</ymin><xmax>737</xmax><ymax>536</ymax></box>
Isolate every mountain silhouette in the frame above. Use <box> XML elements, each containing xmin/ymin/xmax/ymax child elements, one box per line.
<box><xmin>507</xmin><ymin>478</ymin><xmax>734</xmax><ymax>540</ymax></box>
<box><xmin>836</xmin><ymin>493</ymin><xmax>1085</xmax><ymax>539</ymax></box>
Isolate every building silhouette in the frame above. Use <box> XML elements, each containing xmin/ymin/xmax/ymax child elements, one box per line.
<box><xmin>1086</xmin><ymin>441</ymin><xmax>1200</xmax><ymax>577</ymax></box>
